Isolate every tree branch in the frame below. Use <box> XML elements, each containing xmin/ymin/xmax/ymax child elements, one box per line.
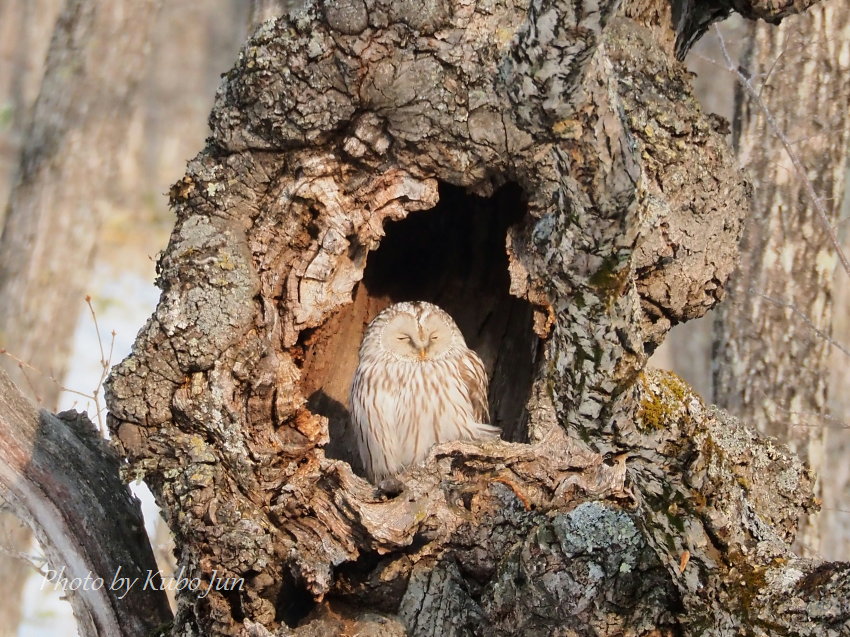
<box><xmin>0</xmin><ymin>369</ymin><xmax>171</xmax><ymax>636</ymax></box>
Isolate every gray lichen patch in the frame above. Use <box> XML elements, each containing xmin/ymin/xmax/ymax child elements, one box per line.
<box><xmin>478</xmin><ymin>502</ymin><xmax>678</xmax><ymax>636</ymax></box>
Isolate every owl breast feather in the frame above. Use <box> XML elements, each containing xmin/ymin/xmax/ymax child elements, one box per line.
<box><xmin>350</xmin><ymin>354</ymin><xmax>497</xmax><ymax>482</ymax></box>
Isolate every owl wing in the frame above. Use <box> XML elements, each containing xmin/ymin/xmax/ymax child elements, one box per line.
<box><xmin>349</xmin><ymin>361</ymin><xmax>397</xmax><ymax>482</ymax></box>
<box><xmin>458</xmin><ymin>349</ymin><xmax>490</xmax><ymax>424</ymax></box>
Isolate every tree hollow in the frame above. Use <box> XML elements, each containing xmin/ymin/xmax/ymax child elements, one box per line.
<box><xmin>299</xmin><ymin>182</ymin><xmax>538</xmax><ymax>474</ymax></box>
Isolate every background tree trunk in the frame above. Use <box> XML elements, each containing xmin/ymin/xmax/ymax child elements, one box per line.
<box><xmin>249</xmin><ymin>0</ymin><xmax>301</xmax><ymax>29</ymax></box>
<box><xmin>0</xmin><ymin>0</ymin><xmax>161</xmax><ymax>424</ymax></box>
<box><xmin>0</xmin><ymin>8</ymin><xmax>62</xmax><ymax>633</ymax></box>
<box><xmin>103</xmin><ymin>0</ymin><xmax>850</xmax><ymax>635</ymax></box>
<box><xmin>713</xmin><ymin>0</ymin><xmax>850</xmax><ymax>556</ymax></box>
<box><xmin>823</xmin><ymin>178</ymin><xmax>850</xmax><ymax>560</ymax></box>
<box><xmin>0</xmin><ymin>0</ymin><xmax>63</xmax><ymax>222</ymax></box>
<box><xmin>0</xmin><ymin>1</ymin><xmax>160</xmax><ymax>634</ymax></box>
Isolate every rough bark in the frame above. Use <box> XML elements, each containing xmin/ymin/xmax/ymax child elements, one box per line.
<box><xmin>0</xmin><ymin>368</ymin><xmax>171</xmax><ymax>636</ymax></box>
<box><xmin>648</xmin><ymin>16</ymin><xmax>748</xmax><ymax>401</ymax></box>
<box><xmin>104</xmin><ymin>0</ymin><xmax>845</xmax><ymax>635</ymax></box>
<box><xmin>713</xmin><ymin>0</ymin><xmax>850</xmax><ymax>556</ymax></box>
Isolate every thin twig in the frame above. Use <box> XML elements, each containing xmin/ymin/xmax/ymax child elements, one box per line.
<box><xmin>756</xmin><ymin>38</ymin><xmax>787</xmax><ymax>100</ymax></box>
<box><xmin>753</xmin><ymin>290</ymin><xmax>850</xmax><ymax>358</ymax></box>
<box><xmin>1</xmin><ymin>296</ymin><xmax>115</xmax><ymax>437</ymax></box>
<box><xmin>84</xmin><ymin>295</ymin><xmax>111</xmax><ymax>436</ymax></box>
<box><xmin>86</xmin><ymin>295</ymin><xmax>107</xmax><ymax>372</ymax></box>
<box><xmin>752</xmin><ymin>389</ymin><xmax>850</xmax><ymax>430</ymax></box>
<box><xmin>1</xmin><ymin>349</ymin><xmax>63</xmax><ymax>401</ymax></box>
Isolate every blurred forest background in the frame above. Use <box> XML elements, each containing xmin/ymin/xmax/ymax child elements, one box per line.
<box><xmin>0</xmin><ymin>1</ymin><xmax>847</xmax><ymax>635</ymax></box>
<box><xmin>0</xmin><ymin>2</ymin><xmax>254</xmax><ymax>634</ymax></box>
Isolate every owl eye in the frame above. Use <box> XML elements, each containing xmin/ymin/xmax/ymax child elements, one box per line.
<box><xmin>397</xmin><ymin>335</ymin><xmax>411</xmax><ymax>341</ymax></box>
<box><xmin>430</xmin><ymin>334</ymin><xmax>438</xmax><ymax>340</ymax></box>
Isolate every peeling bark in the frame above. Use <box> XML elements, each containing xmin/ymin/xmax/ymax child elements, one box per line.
<box><xmin>103</xmin><ymin>0</ymin><xmax>845</xmax><ymax>635</ymax></box>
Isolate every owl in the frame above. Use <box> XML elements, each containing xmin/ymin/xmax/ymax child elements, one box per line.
<box><xmin>349</xmin><ymin>301</ymin><xmax>499</xmax><ymax>482</ymax></box>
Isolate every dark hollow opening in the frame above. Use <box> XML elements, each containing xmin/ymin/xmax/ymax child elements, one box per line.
<box><xmin>301</xmin><ymin>182</ymin><xmax>538</xmax><ymax>475</ymax></box>
<box><xmin>276</xmin><ymin>567</ymin><xmax>316</xmax><ymax>627</ymax></box>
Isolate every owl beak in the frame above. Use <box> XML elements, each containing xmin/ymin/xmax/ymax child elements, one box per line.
<box><xmin>418</xmin><ymin>347</ymin><xmax>427</xmax><ymax>360</ymax></box>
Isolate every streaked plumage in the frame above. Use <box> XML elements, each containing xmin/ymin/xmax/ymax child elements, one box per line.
<box><xmin>349</xmin><ymin>301</ymin><xmax>498</xmax><ymax>482</ymax></box>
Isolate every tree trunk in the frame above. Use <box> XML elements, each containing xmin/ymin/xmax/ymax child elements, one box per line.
<box><xmin>713</xmin><ymin>0</ymin><xmax>850</xmax><ymax>556</ymax></box>
<box><xmin>0</xmin><ymin>0</ymin><xmax>63</xmax><ymax>222</ymax></box>
<box><xmin>0</xmin><ymin>1</ymin><xmax>160</xmax><ymax>633</ymax></box>
<box><xmin>822</xmin><ymin>174</ymin><xmax>850</xmax><ymax>561</ymax></box>
<box><xmin>105</xmin><ymin>0</ymin><xmax>849</xmax><ymax>635</ymax></box>
<box><xmin>647</xmin><ymin>16</ymin><xmax>748</xmax><ymax>401</ymax></box>
<box><xmin>0</xmin><ymin>0</ymin><xmax>161</xmax><ymax>412</ymax></box>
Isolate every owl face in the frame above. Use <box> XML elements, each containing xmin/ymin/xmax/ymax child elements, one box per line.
<box><xmin>380</xmin><ymin>304</ymin><xmax>458</xmax><ymax>361</ymax></box>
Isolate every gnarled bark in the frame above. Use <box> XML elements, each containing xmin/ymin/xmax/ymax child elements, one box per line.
<box><xmin>104</xmin><ymin>0</ymin><xmax>845</xmax><ymax>635</ymax></box>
